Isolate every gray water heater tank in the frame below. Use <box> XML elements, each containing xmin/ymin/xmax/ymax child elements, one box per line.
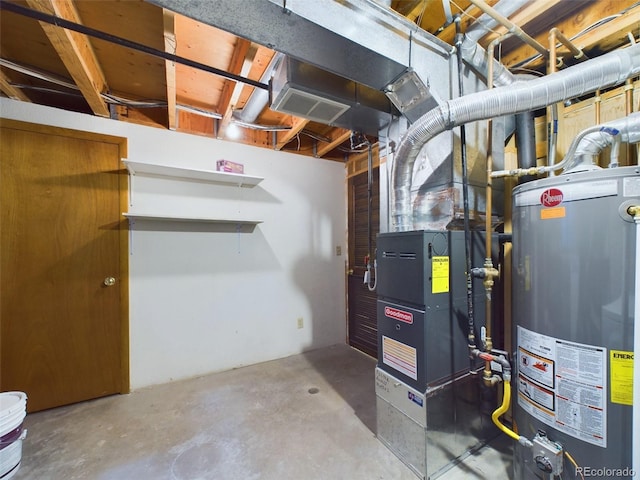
<box><xmin>511</xmin><ymin>165</ymin><xmax>640</xmax><ymax>479</ymax></box>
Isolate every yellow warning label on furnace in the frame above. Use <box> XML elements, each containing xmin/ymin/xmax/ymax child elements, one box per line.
<box><xmin>610</xmin><ymin>350</ymin><xmax>634</xmax><ymax>405</ymax></box>
<box><xmin>432</xmin><ymin>256</ymin><xmax>449</xmax><ymax>293</ymax></box>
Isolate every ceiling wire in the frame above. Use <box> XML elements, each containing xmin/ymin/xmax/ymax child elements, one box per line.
<box><xmin>1</xmin><ymin>57</ymin><xmax>168</xmax><ymax>108</ymax></box>
<box><xmin>416</xmin><ymin>0</ymin><xmax>429</xmax><ymax>28</ymax></box>
<box><xmin>9</xmin><ymin>84</ymin><xmax>85</xmax><ymax>98</ymax></box>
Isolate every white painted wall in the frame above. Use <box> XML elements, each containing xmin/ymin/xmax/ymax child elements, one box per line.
<box><xmin>1</xmin><ymin>98</ymin><xmax>347</xmax><ymax>389</ymax></box>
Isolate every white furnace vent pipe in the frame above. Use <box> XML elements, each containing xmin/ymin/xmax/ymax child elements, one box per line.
<box><xmin>391</xmin><ymin>43</ymin><xmax>640</xmax><ymax>231</ymax></box>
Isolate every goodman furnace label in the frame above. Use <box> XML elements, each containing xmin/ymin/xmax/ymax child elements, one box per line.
<box><xmin>517</xmin><ymin>326</ymin><xmax>607</xmax><ymax>447</ymax></box>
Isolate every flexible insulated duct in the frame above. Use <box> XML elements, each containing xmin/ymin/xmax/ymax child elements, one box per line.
<box><xmin>562</xmin><ymin>112</ymin><xmax>640</xmax><ymax>171</ymax></box>
<box><xmin>391</xmin><ymin>43</ymin><xmax>640</xmax><ymax>231</ymax></box>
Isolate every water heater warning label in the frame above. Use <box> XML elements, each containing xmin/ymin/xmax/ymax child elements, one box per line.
<box><xmin>610</xmin><ymin>350</ymin><xmax>633</xmax><ymax>405</ymax></box>
<box><xmin>517</xmin><ymin>326</ymin><xmax>607</xmax><ymax>448</ymax></box>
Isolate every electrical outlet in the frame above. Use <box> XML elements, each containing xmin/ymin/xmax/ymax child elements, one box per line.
<box><xmin>297</xmin><ymin>317</ymin><xmax>304</xmax><ymax>329</ymax></box>
<box><xmin>335</xmin><ymin>245</ymin><xmax>342</xmax><ymax>256</ymax></box>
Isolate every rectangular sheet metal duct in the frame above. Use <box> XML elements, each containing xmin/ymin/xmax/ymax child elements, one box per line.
<box><xmin>147</xmin><ymin>0</ymin><xmax>451</xmax><ymax>92</ymax></box>
<box><xmin>270</xmin><ymin>57</ymin><xmax>398</xmax><ymax>135</ymax></box>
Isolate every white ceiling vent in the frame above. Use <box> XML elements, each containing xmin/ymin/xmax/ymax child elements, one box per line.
<box><xmin>271</xmin><ymin>86</ymin><xmax>350</xmax><ymax>125</ymax></box>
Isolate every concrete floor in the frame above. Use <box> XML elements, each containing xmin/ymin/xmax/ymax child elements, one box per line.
<box><xmin>10</xmin><ymin>344</ymin><xmax>513</xmax><ymax>480</ymax></box>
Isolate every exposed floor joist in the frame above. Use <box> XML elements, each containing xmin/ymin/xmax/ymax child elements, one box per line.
<box><xmin>481</xmin><ymin>0</ymin><xmax>565</xmax><ymax>45</ymax></box>
<box><xmin>163</xmin><ymin>9</ymin><xmax>177</xmax><ymax>130</ymax></box>
<box><xmin>275</xmin><ymin>117</ymin><xmax>309</xmax><ymax>150</ymax></box>
<box><xmin>26</xmin><ymin>0</ymin><xmax>109</xmax><ymax>117</ymax></box>
<box><xmin>500</xmin><ymin>1</ymin><xmax>639</xmax><ymax>70</ymax></box>
<box><xmin>217</xmin><ymin>39</ymin><xmax>255</xmax><ymax>139</ymax></box>
<box><xmin>316</xmin><ymin>129</ymin><xmax>352</xmax><ymax>158</ymax></box>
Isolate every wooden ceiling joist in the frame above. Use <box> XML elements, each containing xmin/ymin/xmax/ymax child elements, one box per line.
<box><xmin>499</xmin><ymin>1</ymin><xmax>639</xmax><ymax>70</ymax></box>
<box><xmin>0</xmin><ymin>70</ymin><xmax>31</xmax><ymax>102</ymax></box>
<box><xmin>163</xmin><ymin>9</ymin><xmax>177</xmax><ymax>130</ymax></box>
<box><xmin>26</xmin><ymin>0</ymin><xmax>109</xmax><ymax>117</ymax></box>
<box><xmin>275</xmin><ymin>117</ymin><xmax>309</xmax><ymax>150</ymax></box>
<box><xmin>481</xmin><ymin>0</ymin><xmax>564</xmax><ymax>45</ymax></box>
<box><xmin>316</xmin><ymin>129</ymin><xmax>352</xmax><ymax>158</ymax></box>
<box><xmin>218</xmin><ymin>38</ymin><xmax>252</xmax><ymax>116</ymax></box>
<box><xmin>217</xmin><ymin>40</ymin><xmax>256</xmax><ymax>139</ymax></box>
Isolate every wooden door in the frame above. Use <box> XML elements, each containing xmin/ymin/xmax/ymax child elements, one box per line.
<box><xmin>347</xmin><ymin>167</ymin><xmax>379</xmax><ymax>358</ymax></box>
<box><xmin>0</xmin><ymin>120</ymin><xmax>129</xmax><ymax>412</ymax></box>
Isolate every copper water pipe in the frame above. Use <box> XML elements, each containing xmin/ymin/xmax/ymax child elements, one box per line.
<box><xmin>468</xmin><ymin>0</ymin><xmax>548</xmax><ymax>59</ymax></box>
<box><xmin>548</xmin><ymin>29</ymin><xmax>558</xmax><ymax>167</ymax></box>
<box><xmin>481</xmin><ymin>34</ymin><xmax>508</xmax><ymax>386</ymax></box>
<box><xmin>626</xmin><ymin>33</ymin><xmax>636</xmax><ymax>165</ymax></box>
<box><xmin>550</xmin><ymin>28</ymin><xmax>588</xmax><ymax>62</ymax></box>
<box><xmin>548</xmin><ymin>29</ymin><xmax>557</xmax><ymax>74</ymax></box>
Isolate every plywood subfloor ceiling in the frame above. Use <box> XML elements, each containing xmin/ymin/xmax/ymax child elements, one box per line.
<box><xmin>1</xmin><ymin>0</ymin><xmax>638</xmax><ymax>163</ymax></box>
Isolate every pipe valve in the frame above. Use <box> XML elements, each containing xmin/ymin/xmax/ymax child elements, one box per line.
<box><xmin>471</xmin><ymin>261</ymin><xmax>500</xmax><ymax>292</ymax></box>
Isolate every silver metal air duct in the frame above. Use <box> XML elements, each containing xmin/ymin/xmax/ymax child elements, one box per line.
<box><xmin>557</xmin><ymin>111</ymin><xmax>640</xmax><ymax>172</ymax></box>
<box><xmin>233</xmin><ymin>53</ymin><xmax>284</xmax><ymax>123</ymax></box>
<box><xmin>148</xmin><ymin>0</ymin><xmax>450</xmax><ymax>91</ymax></box>
<box><xmin>460</xmin><ymin>0</ymin><xmax>529</xmax><ymax>86</ymax></box>
<box><xmin>392</xmin><ymin>43</ymin><xmax>640</xmax><ymax>231</ymax></box>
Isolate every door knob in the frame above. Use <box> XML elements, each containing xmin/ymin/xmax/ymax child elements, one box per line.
<box><xmin>103</xmin><ymin>277</ymin><xmax>116</xmax><ymax>286</ymax></box>
<box><xmin>347</xmin><ymin>269</ymin><xmax>354</xmax><ymax>275</ymax></box>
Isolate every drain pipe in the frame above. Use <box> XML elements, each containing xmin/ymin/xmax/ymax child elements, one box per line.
<box><xmin>454</xmin><ymin>17</ymin><xmax>478</xmax><ymax>371</ymax></box>
<box><xmin>391</xmin><ymin>43</ymin><xmax>640</xmax><ymax>231</ymax></box>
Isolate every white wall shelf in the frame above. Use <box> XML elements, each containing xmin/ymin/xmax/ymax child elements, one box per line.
<box><xmin>123</xmin><ymin>160</ymin><xmax>264</xmax><ymax>230</ymax></box>
<box><xmin>123</xmin><ymin>160</ymin><xmax>263</xmax><ymax>188</ymax></box>
<box><xmin>122</xmin><ymin>212</ymin><xmax>262</xmax><ymax>225</ymax></box>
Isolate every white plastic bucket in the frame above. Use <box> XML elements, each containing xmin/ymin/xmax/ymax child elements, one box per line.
<box><xmin>0</xmin><ymin>392</ymin><xmax>27</xmax><ymax>479</ymax></box>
